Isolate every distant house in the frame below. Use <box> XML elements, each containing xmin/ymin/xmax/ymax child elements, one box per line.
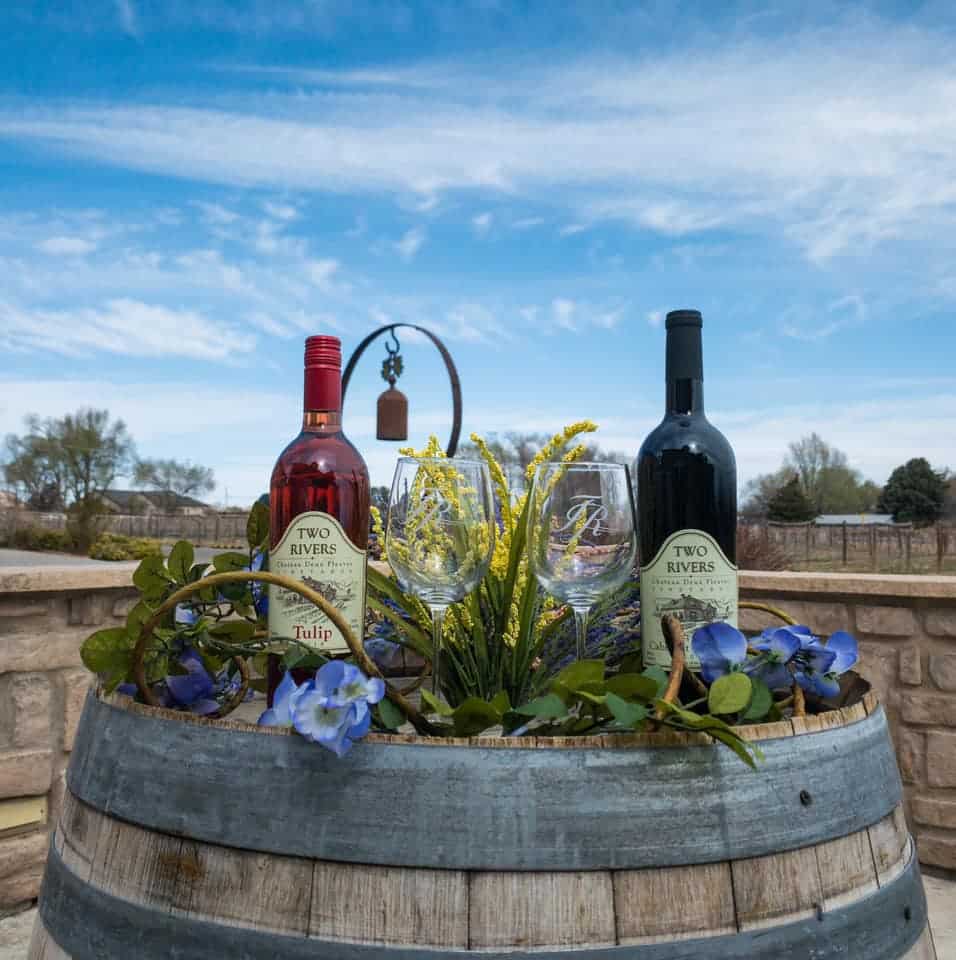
<box><xmin>99</xmin><ymin>490</ymin><xmax>211</xmax><ymax>516</ymax></box>
<box><xmin>815</xmin><ymin>513</ymin><xmax>897</xmax><ymax>526</ymax></box>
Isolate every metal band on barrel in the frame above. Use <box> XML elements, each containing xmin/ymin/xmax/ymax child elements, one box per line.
<box><xmin>67</xmin><ymin>692</ymin><xmax>902</xmax><ymax>871</ymax></box>
<box><xmin>39</xmin><ymin>840</ymin><xmax>929</xmax><ymax>960</ymax></box>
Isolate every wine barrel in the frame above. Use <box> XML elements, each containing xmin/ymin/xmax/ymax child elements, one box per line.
<box><xmin>31</xmin><ymin>689</ymin><xmax>937</xmax><ymax>959</ymax></box>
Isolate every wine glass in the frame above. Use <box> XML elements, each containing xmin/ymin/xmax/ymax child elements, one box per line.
<box><xmin>528</xmin><ymin>462</ymin><xmax>637</xmax><ymax>661</ymax></box>
<box><xmin>386</xmin><ymin>457</ymin><xmax>496</xmax><ymax>696</ymax></box>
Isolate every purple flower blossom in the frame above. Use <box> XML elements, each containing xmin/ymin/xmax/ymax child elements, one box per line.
<box><xmin>258</xmin><ymin>670</ymin><xmax>303</xmax><ymax>727</ymax></box>
<box><xmin>165</xmin><ymin>647</ymin><xmax>220</xmax><ymax>715</ymax></box>
<box><xmin>250</xmin><ymin>549</ymin><xmax>268</xmax><ymax>618</ymax></box>
<box><xmin>748</xmin><ymin>626</ymin><xmax>802</xmax><ymax>690</ymax></box>
<box><xmin>796</xmin><ymin>631</ymin><xmax>858</xmax><ymax>698</ymax></box>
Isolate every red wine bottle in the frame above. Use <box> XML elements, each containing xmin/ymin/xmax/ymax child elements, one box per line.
<box><xmin>267</xmin><ymin>335</ymin><xmax>370</xmax><ymax>702</ymax></box>
<box><xmin>637</xmin><ymin>310</ymin><xmax>738</xmax><ymax>669</ymax></box>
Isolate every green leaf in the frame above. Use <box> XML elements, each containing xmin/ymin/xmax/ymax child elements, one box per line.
<box><xmin>125</xmin><ymin>601</ymin><xmax>154</xmax><ymax>640</ymax></box>
<box><xmin>188</xmin><ymin>562</ymin><xmax>210</xmax><ymax>583</ymax></box>
<box><xmin>81</xmin><ymin>627</ymin><xmax>133</xmax><ymax>677</ymax></box>
<box><xmin>741</xmin><ymin>677</ymin><xmax>773</xmax><ymax>722</ymax></box>
<box><xmin>247</xmin><ymin>501</ymin><xmax>270</xmax><ymax>550</ymax></box>
<box><xmin>376</xmin><ymin>697</ymin><xmax>406</xmax><ymax>731</ymax></box>
<box><xmin>553</xmin><ymin>659</ymin><xmax>605</xmax><ymax>694</ymax></box>
<box><xmin>606</xmin><ymin>674</ymin><xmax>659</xmax><ymax>702</ymax></box>
<box><xmin>706</xmin><ymin>728</ymin><xmax>760</xmax><ymax>770</ymax></box>
<box><xmin>452</xmin><ymin>697</ymin><xmax>502</xmax><ymax>736</ymax></box>
<box><xmin>617</xmin><ymin>652</ymin><xmax>644</xmax><ymax>674</ymax></box>
<box><xmin>133</xmin><ymin>555</ymin><xmax>171</xmax><ymax>602</ymax></box>
<box><xmin>421</xmin><ymin>689</ymin><xmax>455</xmax><ymax>717</ymax></box>
<box><xmin>515</xmin><ymin>693</ymin><xmax>569</xmax><ymax>720</ymax></box>
<box><xmin>605</xmin><ymin>693</ymin><xmax>649</xmax><ymax>729</ymax></box>
<box><xmin>708</xmin><ymin>673</ymin><xmax>753</xmax><ymax>715</ymax></box>
<box><xmin>641</xmin><ymin>666</ymin><xmax>670</xmax><ymax>699</ymax></box>
<box><xmin>208</xmin><ymin>620</ymin><xmax>256</xmax><ymax>644</ymax></box>
<box><xmin>168</xmin><ymin>541</ymin><xmax>194</xmax><ymax>584</ymax></box>
<box><xmin>490</xmin><ymin>690</ymin><xmax>511</xmax><ymax>715</ymax></box>
<box><xmin>213</xmin><ymin>551</ymin><xmax>250</xmax><ymax>573</ymax></box>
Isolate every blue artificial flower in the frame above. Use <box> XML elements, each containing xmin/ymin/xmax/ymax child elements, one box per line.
<box><xmin>796</xmin><ymin>631</ymin><xmax>859</xmax><ymax>698</ymax></box>
<box><xmin>165</xmin><ymin>647</ymin><xmax>220</xmax><ymax>715</ymax></box>
<box><xmin>749</xmin><ymin>626</ymin><xmax>802</xmax><ymax>690</ymax></box>
<box><xmin>250</xmin><ymin>548</ymin><xmax>268</xmax><ymax>618</ymax></box>
<box><xmin>692</xmin><ymin>622</ymin><xmax>748</xmax><ymax>684</ymax></box>
<box><xmin>288</xmin><ymin>661</ymin><xmax>385</xmax><ymax>757</ymax></box>
<box><xmin>258</xmin><ymin>670</ymin><xmax>304</xmax><ymax>727</ymax></box>
<box><xmin>174</xmin><ymin>603</ymin><xmax>199</xmax><ymax>627</ymax></box>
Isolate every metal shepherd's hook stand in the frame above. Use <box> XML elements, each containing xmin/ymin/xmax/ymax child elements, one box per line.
<box><xmin>341</xmin><ymin>324</ymin><xmax>463</xmax><ymax>457</ymax></box>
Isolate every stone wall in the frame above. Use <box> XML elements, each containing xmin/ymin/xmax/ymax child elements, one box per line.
<box><xmin>0</xmin><ymin>565</ymin><xmax>954</xmax><ymax>916</ymax></box>
<box><xmin>0</xmin><ymin>564</ymin><xmax>138</xmax><ymax>916</ymax></box>
<box><xmin>740</xmin><ymin>570</ymin><xmax>956</xmax><ymax>873</ymax></box>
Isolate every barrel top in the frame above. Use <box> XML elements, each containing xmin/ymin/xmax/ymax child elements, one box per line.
<box><xmin>101</xmin><ymin>687</ymin><xmax>878</xmax><ymax>748</ymax></box>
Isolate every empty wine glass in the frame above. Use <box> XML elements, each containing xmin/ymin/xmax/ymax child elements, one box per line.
<box><xmin>528</xmin><ymin>461</ymin><xmax>637</xmax><ymax>661</ymax></box>
<box><xmin>386</xmin><ymin>457</ymin><xmax>495</xmax><ymax>696</ymax></box>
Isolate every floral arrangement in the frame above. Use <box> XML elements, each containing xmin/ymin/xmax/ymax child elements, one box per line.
<box><xmin>78</xmin><ymin>424</ymin><xmax>867</xmax><ymax>765</ymax></box>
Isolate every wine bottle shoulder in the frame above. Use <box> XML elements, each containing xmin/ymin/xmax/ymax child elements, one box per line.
<box><xmin>271</xmin><ymin>429</ymin><xmax>370</xmax><ymax>479</ymax></box>
<box><xmin>637</xmin><ymin>414</ymin><xmax>736</xmax><ymax>471</ymax></box>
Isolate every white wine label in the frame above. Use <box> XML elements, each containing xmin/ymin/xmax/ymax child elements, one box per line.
<box><xmin>268</xmin><ymin>511</ymin><xmax>367</xmax><ymax>655</ymax></box>
<box><xmin>640</xmin><ymin>529</ymin><xmax>738</xmax><ymax>670</ymax></box>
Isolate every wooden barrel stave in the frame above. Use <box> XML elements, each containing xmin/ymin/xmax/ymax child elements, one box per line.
<box><xmin>30</xmin><ymin>689</ymin><xmax>936</xmax><ymax>959</ymax></box>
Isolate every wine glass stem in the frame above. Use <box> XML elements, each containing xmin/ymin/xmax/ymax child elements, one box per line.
<box><xmin>430</xmin><ymin>604</ymin><xmax>448</xmax><ymax>697</ymax></box>
<box><xmin>572</xmin><ymin>606</ymin><xmax>590</xmax><ymax>661</ymax></box>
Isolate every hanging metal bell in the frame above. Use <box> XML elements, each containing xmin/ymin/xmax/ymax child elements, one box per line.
<box><xmin>376</xmin><ymin>387</ymin><xmax>408</xmax><ymax>441</ymax></box>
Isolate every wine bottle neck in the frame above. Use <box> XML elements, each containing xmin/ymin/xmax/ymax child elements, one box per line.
<box><xmin>303</xmin><ymin>364</ymin><xmax>342</xmax><ymax>424</ymax></box>
<box><xmin>665</xmin><ymin>321</ymin><xmax>704</xmax><ymax>415</ymax></box>
<box><xmin>666</xmin><ymin>379</ymin><xmax>705</xmax><ymax>415</ymax></box>
<box><xmin>302</xmin><ymin>410</ymin><xmax>342</xmax><ymax>431</ymax></box>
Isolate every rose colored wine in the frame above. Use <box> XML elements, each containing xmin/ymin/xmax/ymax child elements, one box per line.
<box><xmin>266</xmin><ymin>335</ymin><xmax>370</xmax><ymax>703</ymax></box>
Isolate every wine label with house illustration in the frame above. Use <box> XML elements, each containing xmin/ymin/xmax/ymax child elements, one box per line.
<box><xmin>268</xmin><ymin>511</ymin><xmax>367</xmax><ymax>655</ymax></box>
<box><xmin>640</xmin><ymin>529</ymin><xmax>738</xmax><ymax>670</ymax></box>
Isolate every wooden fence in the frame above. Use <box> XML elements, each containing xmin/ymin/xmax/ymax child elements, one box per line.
<box><xmin>749</xmin><ymin>521</ymin><xmax>956</xmax><ymax>574</ymax></box>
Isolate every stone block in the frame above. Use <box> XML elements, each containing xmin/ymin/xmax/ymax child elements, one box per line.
<box><xmin>800</xmin><ymin>602</ymin><xmax>851</xmax><ymax>635</ymax></box>
<box><xmin>899</xmin><ymin>648</ymin><xmax>922</xmax><ymax>686</ymax></box>
<box><xmin>0</xmin><ymin>624</ymin><xmax>92</xmax><ymax>673</ymax></box>
<box><xmin>925</xmin><ymin>609</ymin><xmax>956</xmax><ymax>637</ymax></box>
<box><xmin>111</xmin><ymin>594</ymin><xmax>139</xmax><ymax>620</ymax></box>
<box><xmin>915</xmin><ymin>831</ymin><xmax>956</xmax><ymax>871</ymax></box>
<box><xmin>928</xmin><ymin>655</ymin><xmax>956</xmax><ymax>692</ymax></box>
<box><xmin>895</xmin><ymin>728</ymin><xmax>925</xmax><ymax>784</ymax></box>
<box><xmin>0</xmin><ymin>599</ymin><xmax>48</xmax><ymax>619</ymax></box>
<box><xmin>67</xmin><ymin>594</ymin><xmax>105</xmax><ymax>627</ymax></box>
<box><xmin>912</xmin><ymin>796</ymin><xmax>956</xmax><ymax>830</ymax></box>
<box><xmin>902</xmin><ymin>694</ymin><xmax>956</xmax><ymax>728</ymax></box>
<box><xmin>60</xmin><ymin>669</ymin><xmax>92</xmax><ymax>752</ymax></box>
<box><xmin>0</xmin><ymin>830</ymin><xmax>48</xmax><ymax>909</ymax></box>
<box><xmin>0</xmin><ymin>674</ymin><xmax>51</xmax><ymax>750</ymax></box>
<box><xmin>0</xmin><ymin>751</ymin><xmax>53</xmax><ymax>800</ymax></box>
<box><xmin>927</xmin><ymin>731</ymin><xmax>956</xmax><ymax>787</ymax></box>
<box><xmin>855</xmin><ymin>605</ymin><xmax>918</xmax><ymax>637</ymax></box>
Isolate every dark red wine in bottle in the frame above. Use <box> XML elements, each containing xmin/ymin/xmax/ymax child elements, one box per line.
<box><xmin>267</xmin><ymin>335</ymin><xmax>370</xmax><ymax>702</ymax></box>
<box><xmin>637</xmin><ymin>310</ymin><xmax>738</xmax><ymax>669</ymax></box>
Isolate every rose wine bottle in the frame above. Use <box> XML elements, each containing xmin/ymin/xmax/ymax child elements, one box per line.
<box><xmin>267</xmin><ymin>335</ymin><xmax>370</xmax><ymax>702</ymax></box>
<box><xmin>636</xmin><ymin>310</ymin><xmax>738</xmax><ymax>670</ymax></box>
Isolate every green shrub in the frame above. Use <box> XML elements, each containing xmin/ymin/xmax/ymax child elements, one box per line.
<box><xmin>10</xmin><ymin>525</ymin><xmax>76</xmax><ymax>553</ymax></box>
<box><xmin>88</xmin><ymin>533</ymin><xmax>163</xmax><ymax>561</ymax></box>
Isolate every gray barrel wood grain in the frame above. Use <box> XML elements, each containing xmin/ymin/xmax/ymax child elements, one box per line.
<box><xmin>67</xmin><ymin>692</ymin><xmax>902</xmax><ymax>871</ymax></box>
<box><xmin>36</xmin><ymin>839</ymin><xmax>929</xmax><ymax>960</ymax></box>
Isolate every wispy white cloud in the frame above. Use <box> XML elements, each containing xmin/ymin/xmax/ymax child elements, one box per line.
<box><xmin>262</xmin><ymin>200</ymin><xmax>299</xmax><ymax>221</ymax></box>
<box><xmin>9</xmin><ymin>25</ymin><xmax>956</xmax><ymax>264</ymax></box>
<box><xmin>36</xmin><ymin>235</ymin><xmax>97</xmax><ymax>256</ymax></box>
<box><xmin>646</xmin><ymin>310</ymin><xmax>663</xmax><ymax>328</ymax></box>
<box><xmin>113</xmin><ymin>0</ymin><xmax>140</xmax><ymax>37</ymax></box>
<box><xmin>472</xmin><ymin>211</ymin><xmax>493</xmax><ymax>235</ymax></box>
<box><xmin>551</xmin><ymin>298</ymin><xmax>577</xmax><ymax>331</ymax></box>
<box><xmin>780</xmin><ymin>294</ymin><xmax>867</xmax><ymax>342</ymax></box>
<box><xmin>1</xmin><ymin>298</ymin><xmax>256</xmax><ymax>361</ymax></box>
<box><xmin>394</xmin><ymin>226</ymin><xmax>426</xmax><ymax>261</ymax></box>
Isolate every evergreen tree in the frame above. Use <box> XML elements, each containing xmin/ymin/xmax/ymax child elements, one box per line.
<box><xmin>878</xmin><ymin>458</ymin><xmax>948</xmax><ymax>526</ymax></box>
<box><xmin>767</xmin><ymin>476</ymin><xmax>817</xmax><ymax>523</ymax></box>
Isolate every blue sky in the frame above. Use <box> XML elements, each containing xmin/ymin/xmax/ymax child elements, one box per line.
<box><xmin>1</xmin><ymin>0</ymin><xmax>955</xmax><ymax>503</ymax></box>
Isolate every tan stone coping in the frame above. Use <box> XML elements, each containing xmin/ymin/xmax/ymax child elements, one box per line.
<box><xmin>0</xmin><ymin>563</ymin><xmax>138</xmax><ymax>594</ymax></box>
<box><xmin>741</xmin><ymin>570</ymin><xmax>956</xmax><ymax>600</ymax></box>
<box><xmin>2</xmin><ymin>561</ymin><xmax>955</xmax><ymax>601</ymax></box>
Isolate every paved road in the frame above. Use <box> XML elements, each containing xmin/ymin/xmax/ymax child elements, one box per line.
<box><xmin>0</xmin><ymin>547</ymin><xmax>222</xmax><ymax>568</ymax></box>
